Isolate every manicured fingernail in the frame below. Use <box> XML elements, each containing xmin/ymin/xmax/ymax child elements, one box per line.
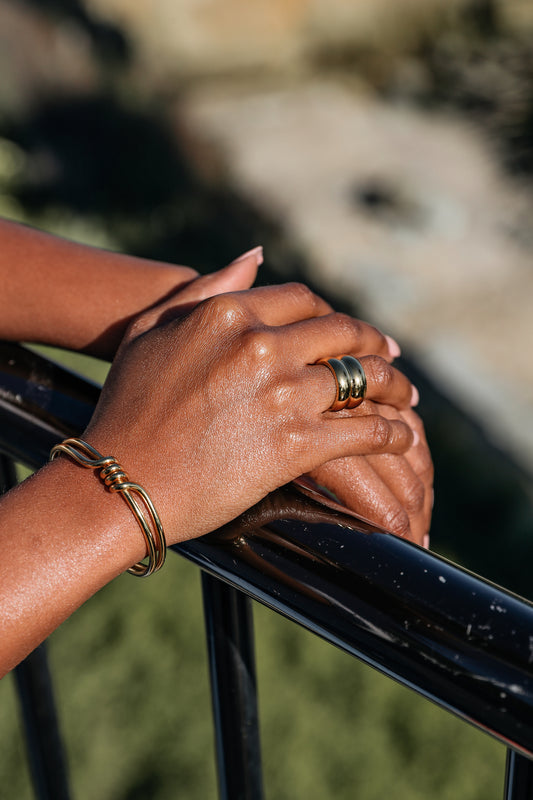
<box><xmin>230</xmin><ymin>246</ymin><xmax>263</xmax><ymax>266</ymax></box>
<box><xmin>423</xmin><ymin>533</ymin><xmax>430</xmax><ymax>550</ymax></box>
<box><xmin>385</xmin><ymin>335</ymin><xmax>401</xmax><ymax>358</ymax></box>
<box><xmin>411</xmin><ymin>385</ymin><xmax>420</xmax><ymax>407</ymax></box>
<box><xmin>412</xmin><ymin>429</ymin><xmax>420</xmax><ymax>447</ymax></box>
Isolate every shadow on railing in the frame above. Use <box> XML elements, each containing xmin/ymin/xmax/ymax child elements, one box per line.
<box><xmin>1</xmin><ymin>341</ymin><xmax>533</xmax><ymax>800</ymax></box>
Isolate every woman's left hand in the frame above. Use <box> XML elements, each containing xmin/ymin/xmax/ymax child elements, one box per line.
<box><xmin>308</xmin><ymin>406</ymin><xmax>433</xmax><ymax>546</ymax></box>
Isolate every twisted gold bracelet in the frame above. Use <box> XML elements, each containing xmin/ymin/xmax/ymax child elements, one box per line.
<box><xmin>50</xmin><ymin>438</ymin><xmax>167</xmax><ymax>577</ymax></box>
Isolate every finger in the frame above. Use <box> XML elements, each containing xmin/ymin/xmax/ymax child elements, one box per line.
<box><xmin>234</xmin><ymin>282</ymin><xmax>334</xmax><ymax>325</ymax></box>
<box><xmin>399</xmin><ymin>408</ymin><xmax>434</xmax><ymax>542</ymax></box>
<box><xmin>318</xmin><ymin>414</ymin><xmax>414</xmax><ymax>460</ymax></box>
<box><xmin>363</xmin><ymin>404</ymin><xmax>432</xmax><ymax>542</ymax></box>
<box><xmin>305</xmin><ymin>356</ymin><xmax>417</xmax><ymax>412</ymax></box>
<box><xmin>402</xmin><ymin>415</ymin><xmax>432</xmax><ymax>479</ymax></box>
<box><xmin>155</xmin><ymin>247</ymin><xmax>263</xmax><ymax>316</ymax></box>
<box><xmin>189</xmin><ymin>246</ymin><xmax>263</xmax><ymax>299</ymax></box>
<box><xmin>175</xmin><ymin>280</ymin><xmax>401</xmax><ymax>361</ymax></box>
<box><xmin>281</xmin><ymin>313</ymin><xmax>393</xmax><ymax>363</ymax></box>
<box><xmin>310</xmin><ymin>456</ymin><xmax>413</xmax><ymax>539</ymax></box>
<box><xmin>361</xmin><ymin>356</ymin><xmax>417</xmax><ymax>409</ymax></box>
<box><xmin>365</xmin><ymin>453</ymin><xmax>426</xmax><ymax>544</ymax></box>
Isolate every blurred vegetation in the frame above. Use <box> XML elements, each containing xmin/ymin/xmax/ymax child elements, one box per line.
<box><xmin>1</xmin><ymin>0</ymin><xmax>532</xmax><ymax>798</ymax></box>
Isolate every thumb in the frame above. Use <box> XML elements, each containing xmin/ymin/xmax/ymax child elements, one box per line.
<box><xmin>131</xmin><ymin>246</ymin><xmax>263</xmax><ymax>334</ymax></box>
<box><xmin>177</xmin><ymin>246</ymin><xmax>263</xmax><ymax>307</ymax></box>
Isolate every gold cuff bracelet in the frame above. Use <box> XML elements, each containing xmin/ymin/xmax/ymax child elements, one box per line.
<box><xmin>50</xmin><ymin>438</ymin><xmax>167</xmax><ymax>577</ymax></box>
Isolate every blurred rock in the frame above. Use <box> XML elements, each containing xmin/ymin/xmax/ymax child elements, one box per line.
<box><xmin>501</xmin><ymin>0</ymin><xmax>533</xmax><ymax>32</ymax></box>
<box><xmin>83</xmin><ymin>0</ymin><xmax>471</xmax><ymax>83</ymax></box>
<box><xmin>182</xmin><ymin>80</ymin><xmax>533</xmax><ymax>471</ymax></box>
<box><xmin>0</xmin><ymin>0</ymin><xmax>98</xmax><ymax>114</ymax></box>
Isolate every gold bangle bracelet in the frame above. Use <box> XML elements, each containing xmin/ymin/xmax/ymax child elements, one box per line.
<box><xmin>50</xmin><ymin>438</ymin><xmax>167</xmax><ymax>577</ymax></box>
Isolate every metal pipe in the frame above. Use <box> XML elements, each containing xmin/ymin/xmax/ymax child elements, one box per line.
<box><xmin>504</xmin><ymin>750</ymin><xmax>533</xmax><ymax>800</ymax></box>
<box><xmin>1</xmin><ymin>450</ymin><xmax>71</xmax><ymax>800</ymax></box>
<box><xmin>202</xmin><ymin>573</ymin><xmax>264</xmax><ymax>800</ymax></box>
<box><xmin>13</xmin><ymin>645</ymin><xmax>72</xmax><ymax>800</ymax></box>
<box><xmin>178</xmin><ymin>485</ymin><xmax>533</xmax><ymax>759</ymax></box>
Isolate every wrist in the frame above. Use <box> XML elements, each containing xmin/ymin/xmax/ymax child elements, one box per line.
<box><xmin>0</xmin><ymin>456</ymin><xmax>151</xmax><ymax>675</ymax></box>
<box><xmin>20</xmin><ymin>456</ymin><xmax>149</xmax><ymax>582</ymax></box>
<box><xmin>56</xmin><ymin>252</ymin><xmax>199</xmax><ymax>359</ymax></box>
<box><xmin>50</xmin><ymin>438</ymin><xmax>167</xmax><ymax>577</ymax></box>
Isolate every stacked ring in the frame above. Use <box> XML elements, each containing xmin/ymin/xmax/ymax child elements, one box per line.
<box><xmin>317</xmin><ymin>356</ymin><xmax>367</xmax><ymax>411</ymax></box>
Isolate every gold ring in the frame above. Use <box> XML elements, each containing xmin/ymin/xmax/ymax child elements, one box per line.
<box><xmin>317</xmin><ymin>356</ymin><xmax>367</xmax><ymax>411</ymax></box>
<box><xmin>341</xmin><ymin>355</ymin><xmax>367</xmax><ymax>409</ymax></box>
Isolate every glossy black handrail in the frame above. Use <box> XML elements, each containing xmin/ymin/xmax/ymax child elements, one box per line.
<box><xmin>2</xmin><ymin>341</ymin><xmax>533</xmax><ymax>782</ymax></box>
<box><xmin>180</xmin><ymin>490</ymin><xmax>533</xmax><ymax>756</ymax></box>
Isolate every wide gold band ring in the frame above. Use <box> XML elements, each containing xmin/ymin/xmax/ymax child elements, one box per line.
<box><xmin>317</xmin><ymin>355</ymin><xmax>367</xmax><ymax>411</ymax></box>
<box><xmin>341</xmin><ymin>355</ymin><xmax>367</xmax><ymax>409</ymax></box>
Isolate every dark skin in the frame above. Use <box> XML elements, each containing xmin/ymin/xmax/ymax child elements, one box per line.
<box><xmin>0</xmin><ymin>219</ymin><xmax>432</xmax><ymax>675</ymax></box>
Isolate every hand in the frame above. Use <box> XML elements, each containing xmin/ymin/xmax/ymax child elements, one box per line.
<box><xmin>309</xmin><ymin>406</ymin><xmax>433</xmax><ymax>546</ymax></box>
<box><xmin>84</xmin><ymin>282</ymin><xmax>419</xmax><ymax>545</ymax></box>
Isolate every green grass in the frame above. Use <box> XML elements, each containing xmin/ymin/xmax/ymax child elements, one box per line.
<box><xmin>0</xmin><ymin>563</ymin><xmax>505</xmax><ymax>799</ymax></box>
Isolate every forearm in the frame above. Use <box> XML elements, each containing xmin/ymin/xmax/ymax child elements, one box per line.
<box><xmin>0</xmin><ymin>218</ymin><xmax>197</xmax><ymax>358</ymax></box>
<box><xmin>0</xmin><ymin>456</ymin><xmax>147</xmax><ymax>676</ymax></box>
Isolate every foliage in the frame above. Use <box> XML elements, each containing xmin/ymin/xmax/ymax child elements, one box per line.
<box><xmin>0</xmin><ymin>558</ymin><xmax>505</xmax><ymax>800</ymax></box>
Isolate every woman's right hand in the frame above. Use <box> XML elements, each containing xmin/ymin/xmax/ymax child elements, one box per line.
<box><xmin>84</xmin><ymin>282</ymin><xmax>420</xmax><ymax>546</ymax></box>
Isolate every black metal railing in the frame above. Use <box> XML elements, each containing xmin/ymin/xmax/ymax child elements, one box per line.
<box><xmin>2</xmin><ymin>341</ymin><xmax>533</xmax><ymax>800</ymax></box>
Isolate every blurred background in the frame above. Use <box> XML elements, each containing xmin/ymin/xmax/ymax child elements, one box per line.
<box><xmin>1</xmin><ymin>0</ymin><xmax>533</xmax><ymax>797</ymax></box>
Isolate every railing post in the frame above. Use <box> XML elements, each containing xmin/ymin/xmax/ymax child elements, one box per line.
<box><xmin>201</xmin><ymin>572</ymin><xmax>264</xmax><ymax>800</ymax></box>
<box><xmin>504</xmin><ymin>750</ymin><xmax>533</xmax><ymax>800</ymax></box>
<box><xmin>13</xmin><ymin>645</ymin><xmax>72</xmax><ymax>800</ymax></box>
<box><xmin>1</xmin><ymin>454</ymin><xmax>72</xmax><ymax>800</ymax></box>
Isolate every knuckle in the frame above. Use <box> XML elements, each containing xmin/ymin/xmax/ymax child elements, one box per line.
<box><xmin>403</xmin><ymin>481</ymin><xmax>425</xmax><ymax>515</ymax></box>
<box><xmin>366</xmin><ymin>322</ymin><xmax>381</xmax><ymax>340</ymax></box>
<box><xmin>265</xmin><ymin>381</ymin><xmax>293</xmax><ymax>414</ymax></box>
<box><xmin>367</xmin><ymin>415</ymin><xmax>392</xmax><ymax>450</ymax></box>
<box><xmin>420</xmin><ymin>460</ymin><xmax>435</xmax><ymax>486</ymax></box>
<box><xmin>286</xmin><ymin>281</ymin><xmax>314</xmax><ymax>301</ymax></box>
<box><xmin>281</xmin><ymin>424</ymin><xmax>309</xmax><ymax>463</ymax></box>
<box><xmin>383</xmin><ymin>506</ymin><xmax>411</xmax><ymax>538</ymax></box>
<box><xmin>368</xmin><ymin>356</ymin><xmax>394</xmax><ymax>394</ymax></box>
<box><xmin>285</xmin><ymin>282</ymin><xmax>321</xmax><ymax>313</ymax></box>
<box><xmin>200</xmin><ymin>293</ymin><xmax>246</xmax><ymax>329</ymax></box>
<box><xmin>125</xmin><ymin>310</ymin><xmax>153</xmax><ymax>340</ymax></box>
<box><xmin>241</xmin><ymin>328</ymin><xmax>277</xmax><ymax>371</ymax></box>
<box><xmin>336</xmin><ymin>313</ymin><xmax>362</xmax><ymax>342</ymax></box>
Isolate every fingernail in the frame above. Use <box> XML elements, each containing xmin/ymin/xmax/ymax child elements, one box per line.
<box><xmin>385</xmin><ymin>334</ymin><xmax>401</xmax><ymax>358</ymax></box>
<box><xmin>412</xmin><ymin>429</ymin><xmax>420</xmax><ymax>447</ymax></box>
<box><xmin>230</xmin><ymin>246</ymin><xmax>263</xmax><ymax>266</ymax></box>
<box><xmin>423</xmin><ymin>533</ymin><xmax>430</xmax><ymax>550</ymax></box>
<box><xmin>411</xmin><ymin>385</ymin><xmax>420</xmax><ymax>407</ymax></box>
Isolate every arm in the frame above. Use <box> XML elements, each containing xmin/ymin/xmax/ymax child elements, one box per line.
<box><xmin>0</xmin><ymin>457</ymin><xmax>146</xmax><ymax>674</ymax></box>
<box><xmin>0</xmin><ymin>281</ymin><xmax>423</xmax><ymax>676</ymax></box>
<box><xmin>0</xmin><ymin>218</ymin><xmax>432</xmax><ymax>542</ymax></box>
<box><xmin>0</xmin><ymin>218</ymin><xmax>261</xmax><ymax>358</ymax></box>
